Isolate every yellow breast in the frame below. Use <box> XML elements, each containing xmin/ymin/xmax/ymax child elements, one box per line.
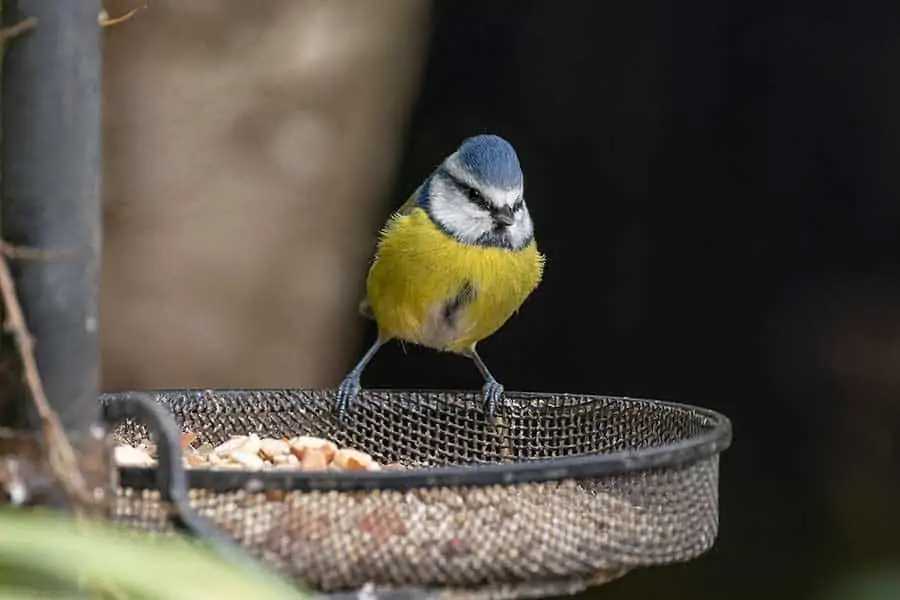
<box><xmin>366</xmin><ymin>207</ymin><xmax>544</xmax><ymax>353</ymax></box>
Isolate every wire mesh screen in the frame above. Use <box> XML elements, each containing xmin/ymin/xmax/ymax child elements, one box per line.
<box><xmin>105</xmin><ymin>389</ymin><xmax>730</xmax><ymax>596</ymax></box>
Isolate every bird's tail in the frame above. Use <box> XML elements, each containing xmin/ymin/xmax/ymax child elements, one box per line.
<box><xmin>358</xmin><ymin>298</ymin><xmax>375</xmax><ymax>320</ymax></box>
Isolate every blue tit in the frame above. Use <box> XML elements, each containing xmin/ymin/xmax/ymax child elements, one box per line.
<box><xmin>334</xmin><ymin>134</ymin><xmax>545</xmax><ymax>419</ymax></box>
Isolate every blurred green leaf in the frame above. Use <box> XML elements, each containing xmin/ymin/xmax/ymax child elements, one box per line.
<box><xmin>817</xmin><ymin>567</ymin><xmax>900</xmax><ymax>600</ymax></box>
<box><xmin>0</xmin><ymin>508</ymin><xmax>309</xmax><ymax>600</ymax></box>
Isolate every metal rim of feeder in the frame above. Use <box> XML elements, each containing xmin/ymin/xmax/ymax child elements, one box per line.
<box><xmin>102</xmin><ymin>389</ymin><xmax>732</xmax><ymax>492</ymax></box>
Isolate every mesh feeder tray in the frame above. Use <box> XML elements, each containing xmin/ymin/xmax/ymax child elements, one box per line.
<box><xmin>101</xmin><ymin>389</ymin><xmax>732</xmax><ymax>599</ymax></box>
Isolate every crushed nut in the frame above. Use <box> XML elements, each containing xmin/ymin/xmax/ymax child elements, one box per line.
<box><xmin>114</xmin><ymin>433</ymin><xmax>393</xmax><ymax>473</ymax></box>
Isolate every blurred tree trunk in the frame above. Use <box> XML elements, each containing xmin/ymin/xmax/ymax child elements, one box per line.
<box><xmin>100</xmin><ymin>0</ymin><xmax>430</xmax><ymax>390</ymax></box>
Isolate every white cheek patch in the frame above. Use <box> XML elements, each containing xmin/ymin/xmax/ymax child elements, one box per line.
<box><xmin>429</xmin><ymin>177</ymin><xmax>494</xmax><ymax>244</ymax></box>
<box><xmin>507</xmin><ymin>211</ymin><xmax>534</xmax><ymax>249</ymax></box>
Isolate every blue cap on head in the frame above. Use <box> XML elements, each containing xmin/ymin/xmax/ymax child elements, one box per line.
<box><xmin>456</xmin><ymin>134</ymin><xmax>522</xmax><ymax>190</ymax></box>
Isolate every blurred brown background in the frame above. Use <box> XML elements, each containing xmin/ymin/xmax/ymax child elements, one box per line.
<box><xmin>101</xmin><ymin>0</ymin><xmax>430</xmax><ymax>391</ymax></box>
<box><xmin>98</xmin><ymin>1</ymin><xmax>900</xmax><ymax>599</ymax></box>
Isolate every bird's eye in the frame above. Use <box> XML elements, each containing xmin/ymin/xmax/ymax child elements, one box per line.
<box><xmin>466</xmin><ymin>186</ymin><xmax>491</xmax><ymax>210</ymax></box>
<box><xmin>512</xmin><ymin>199</ymin><xmax>524</xmax><ymax>212</ymax></box>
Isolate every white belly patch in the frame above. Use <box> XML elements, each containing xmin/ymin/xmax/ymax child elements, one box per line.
<box><xmin>414</xmin><ymin>303</ymin><xmax>472</xmax><ymax>351</ymax></box>
<box><xmin>410</xmin><ymin>281</ymin><xmax>477</xmax><ymax>351</ymax></box>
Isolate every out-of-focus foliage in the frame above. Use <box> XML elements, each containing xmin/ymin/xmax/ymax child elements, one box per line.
<box><xmin>0</xmin><ymin>508</ymin><xmax>307</xmax><ymax>599</ymax></box>
<box><xmin>816</xmin><ymin>568</ymin><xmax>900</xmax><ymax>600</ymax></box>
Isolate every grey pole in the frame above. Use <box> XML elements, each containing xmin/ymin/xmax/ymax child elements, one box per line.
<box><xmin>0</xmin><ymin>0</ymin><xmax>104</xmax><ymax>503</ymax></box>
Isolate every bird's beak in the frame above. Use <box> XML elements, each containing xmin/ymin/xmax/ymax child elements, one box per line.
<box><xmin>494</xmin><ymin>206</ymin><xmax>515</xmax><ymax>227</ymax></box>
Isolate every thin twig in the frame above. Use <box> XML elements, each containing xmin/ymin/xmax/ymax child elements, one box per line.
<box><xmin>0</xmin><ymin>17</ymin><xmax>38</xmax><ymax>44</ymax></box>
<box><xmin>99</xmin><ymin>2</ymin><xmax>148</xmax><ymax>28</ymax></box>
<box><xmin>1</xmin><ymin>241</ymin><xmax>75</xmax><ymax>262</ymax></box>
<box><xmin>0</xmin><ymin>248</ymin><xmax>93</xmax><ymax>513</ymax></box>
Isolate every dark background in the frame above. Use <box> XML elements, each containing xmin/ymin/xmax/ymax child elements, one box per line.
<box><xmin>351</xmin><ymin>2</ymin><xmax>900</xmax><ymax>599</ymax></box>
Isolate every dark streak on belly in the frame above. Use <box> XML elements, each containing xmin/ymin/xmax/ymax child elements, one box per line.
<box><xmin>442</xmin><ymin>280</ymin><xmax>477</xmax><ymax>328</ymax></box>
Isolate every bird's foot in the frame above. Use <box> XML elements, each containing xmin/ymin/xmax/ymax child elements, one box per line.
<box><xmin>333</xmin><ymin>375</ymin><xmax>362</xmax><ymax>421</ymax></box>
<box><xmin>481</xmin><ymin>379</ymin><xmax>504</xmax><ymax>418</ymax></box>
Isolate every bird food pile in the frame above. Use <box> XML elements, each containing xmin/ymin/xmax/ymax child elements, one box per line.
<box><xmin>113</xmin><ymin>433</ymin><xmax>401</xmax><ymax>472</ymax></box>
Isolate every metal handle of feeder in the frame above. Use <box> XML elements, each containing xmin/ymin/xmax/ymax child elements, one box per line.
<box><xmin>101</xmin><ymin>392</ymin><xmax>272</xmax><ymax>576</ymax></box>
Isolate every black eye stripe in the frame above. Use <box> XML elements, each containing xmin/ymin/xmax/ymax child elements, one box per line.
<box><xmin>438</xmin><ymin>168</ymin><xmax>495</xmax><ymax>211</ymax></box>
<box><xmin>466</xmin><ymin>187</ymin><xmax>492</xmax><ymax>211</ymax></box>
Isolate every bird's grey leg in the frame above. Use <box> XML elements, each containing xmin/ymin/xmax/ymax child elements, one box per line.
<box><xmin>465</xmin><ymin>347</ymin><xmax>504</xmax><ymax>417</ymax></box>
<box><xmin>334</xmin><ymin>338</ymin><xmax>384</xmax><ymax>420</ymax></box>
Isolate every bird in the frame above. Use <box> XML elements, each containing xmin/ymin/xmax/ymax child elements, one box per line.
<box><xmin>333</xmin><ymin>134</ymin><xmax>545</xmax><ymax>420</ymax></box>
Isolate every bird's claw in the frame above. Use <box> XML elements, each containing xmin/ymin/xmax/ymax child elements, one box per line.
<box><xmin>334</xmin><ymin>376</ymin><xmax>362</xmax><ymax>421</ymax></box>
<box><xmin>482</xmin><ymin>379</ymin><xmax>504</xmax><ymax>418</ymax></box>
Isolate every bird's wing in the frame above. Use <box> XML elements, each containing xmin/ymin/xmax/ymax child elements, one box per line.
<box><xmin>357</xmin><ymin>185</ymin><xmax>423</xmax><ymax>320</ymax></box>
<box><xmin>395</xmin><ymin>184</ymin><xmax>422</xmax><ymax>216</ymax></box>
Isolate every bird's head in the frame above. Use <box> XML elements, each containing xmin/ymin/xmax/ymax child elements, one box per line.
<box><xmin>420</xmin><ymin>134</ymin><xmax>533</xmax><ymax>250</ymax></box>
